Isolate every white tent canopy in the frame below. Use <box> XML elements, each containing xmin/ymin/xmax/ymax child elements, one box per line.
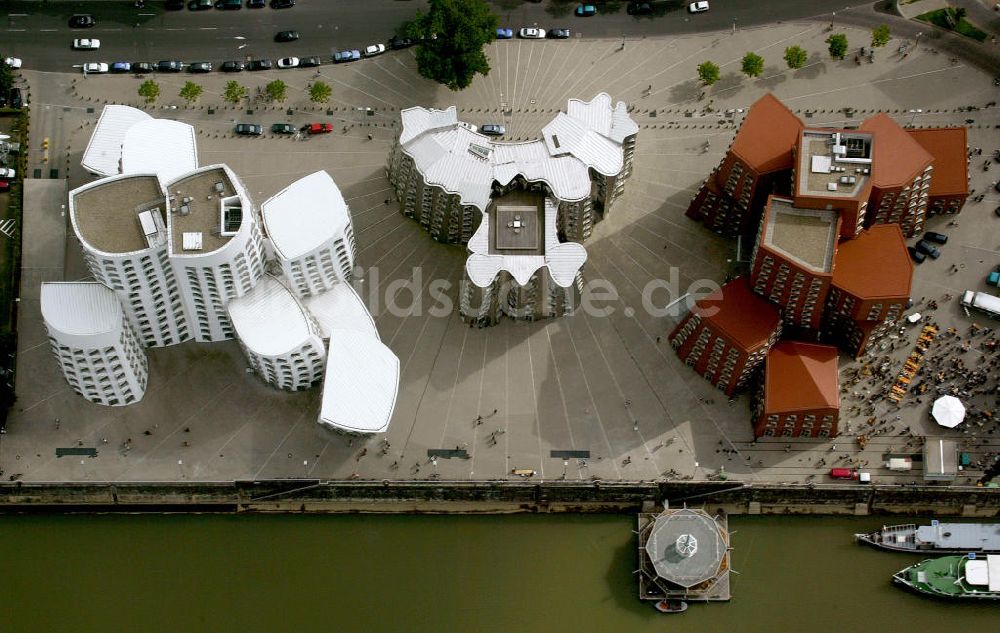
<box><xmin>932</xmin><ymin>395</ymin><xmax>965</xmax><ymax>428</ymax></box>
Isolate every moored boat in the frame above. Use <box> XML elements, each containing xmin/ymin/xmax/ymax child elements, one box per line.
<box><xmin>855</xmin><ymin>521</ymin><xmax>1000</xmax><ymax>554</ymax></box>
<box><xmin>893</xmin><ymin>554</ymin><xmax>1000</xmax><ymax>600</ymax></box>
<box><xmin>654</xmin><ymin>599</ymin><xmax>688</xmax><ymax>613</ymax></box>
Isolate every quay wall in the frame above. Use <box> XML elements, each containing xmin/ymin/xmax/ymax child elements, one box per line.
<box><xmin>0</xmin><ymin>480</ymin><xmax>997</xmax><ymax>516</ymax></box>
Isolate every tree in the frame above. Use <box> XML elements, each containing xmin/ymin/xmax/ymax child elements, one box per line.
<box><xmin>137</xmin><ymin>79</ymin><xmax>160</xmax><ymax>104</ymax></box>
<box><xmin>400</xmin><ymin>0</ymin><xmax>498</xmax><ymax>90</ymax></box>
<box><xmin>871</xmin><ymin>24</ymin><xmax>891</xmax><ymax>48</ymax></box>
<box><xmin>179</xmin><ymin>81</ymin><xmax>203</xmax><ymax>104</ymax></box>
<box><xmin>265</xmin><ymin>79</ymin><xmax>287</xmax><ymax>103</ymax></box>
<box><xmin>309</xmin><ymin>81</ymin><xmax>332</xmax><ymax>104</ymax></box>
<box><xmin>826</xmin><ymin>33</ymin><xmax>848</xmax><ymax>59</ymax></box>
<box><xmin>223</xmin><ymin>80</ymin><xmax>247</xmax><ymax>104</ymax></box>
<box><xmin>741</xmin><ymin>52</ymin><xmax>764</xmax><ymax>78</ymax></box>
<box><xmin>783</xmin><ymin>45</ymin><xmax>808</xmax><ymax>69</ymax></box>
<box><xmin>696</xmin><ymin>61</ymin><xmax>720</xmax><ymax>86</ymax></box>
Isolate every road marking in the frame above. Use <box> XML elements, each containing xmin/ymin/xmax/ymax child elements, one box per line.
<box><xmin>200</xmin><ymin>27</ymin><xmax>218</xmax><ymax>31</ymax></box>
<box><xmin>7</xmin><ymin>29</ymin><xmax>26</xmax><ymax>32</ymax></box>
<box><xmin>39</xmin><ymin>28</ymin><xmax>57</xmax><ymax>32</ymax></box>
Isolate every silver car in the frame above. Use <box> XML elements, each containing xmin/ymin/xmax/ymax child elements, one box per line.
<box><xmin>518</xmin><ymin>28</ymin><xmax>545</xmax><ymax>39</ymax></box>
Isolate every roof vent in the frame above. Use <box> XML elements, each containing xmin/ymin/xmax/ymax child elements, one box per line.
<box><xmin>468</xmin><ymin>143</ymin><xmax>491</xmax><ymax>160</ymax></box>
<box><xmin>552</xmin><ymin>134</ymin><xmax>561</xmax><ymax>149</ymax></box>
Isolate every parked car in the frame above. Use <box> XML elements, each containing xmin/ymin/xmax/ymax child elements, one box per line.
<box><xmin>923</xmin><ymin>231</ymin><xmax>948</xmax><ymax>245</ymax></box>
<box><xmin>165</xmin><ymin>0</ymin><xmax>186</xmax><ymax>9</ymax></box>
<box><xmin>235</xmin><ymin>123</ymin><xmax>263</xmax><ymax>136</ymax></box>
<box><xmin>215</xmin><ymin>0</ymin><xmax>242</xmax><ymax>8</ymax></box>
<box><xmin>688</xmin><ymin>1</ymin><xmax>709</xmax><ymax>12</ymax></box>
<box><xmin>188</xmin><ymin>0</ymin><xmax>214</xmax><ymax>9</ymax></box>
<box><xmin>480</xmin><ymin>123</ymin><xmax>505</xmax><ymax>136</ymax></box>
<box><xmin>497</xmin><ymin>28</ymin><xmax>514</xmax><ymax>39</ymax></box>
<box><xmin>994</xmin><ymin>181</ymin><xmax>1000</xmax><ymax>193</ymax></box>
<box><xmin>915</xmin><ymin>240</ymin><xmax>941</xmax><ymax>259</ymax></box>
<box><xmin>221</xmin><ymin>60</ymin><xmax>245</xmax><ymax>72</ymax></box>
<box><xmin>548</xmin><ymin>28</ymin><xmax>571</xmax><ymax>39</ymax></box>
<box><xmin>388</xmin><ymin>36</ymin><xmax>415</xmax><ymax>50</ymax></box>
<box><xmin>275</xmin><ymin>30</ymin><xmax>299</xmax><ymax>42</ymax></box>
<box><xmin>3</xmin><ymin>57</ymin><xmax>22</xmax><ymax>69</ymax></box>
<box><xmin>73</xmin><ymin>39</ymin><xmax>101</xmax><ymax>50</ymax></box>
<box><xmin>575</xmin><ymin>4</ymin><xmax>597</xmax><ymax>16</ymax></box>
<box><xmin>247</xmin><ymin>0</ymin><xmax>266</xmax><ymax>6</ymax></box>
<box><xmin>132</xmin><ymin>62</ymin><xmax>154</xmax><ymax>73</ymax></box>
<box><xmin>247</xmin><ymin>59</ymin><xmax>273</xmax><ymax>71</ymax></box>
<box><xmin>0</xmin><ymin>181</ymin><xmax>9</xmax><ymax>193</ymax></box>
<box><xmin>188</xmin><ymin>61</ymin><xmax>213</xmax><ymax>73</ymax></box>
<box><xmin>519</xmin><ymin>28</ymin><xmax>546</xmax><ymax>39</ymax></box>
<box><xmin>907</xmin><ymin>246</ymin><xmax>926</xmax><ymax>263</ymax></box>
<box><xmin>995</xmin><ymin>206</ymin><xmax>1000</xmax><ymax>217</ymax></box>
<box><xmin>110</xmin><ymin>62</ymin><xmax>132</xmax><ymax>74</ymax></box>
<box><xmin>299</xmin><ymin>56</ymin><xmax>322</xmax><ymax>68</ymax></box>
<box><xmin>0</xmin><ymin>168</ymin><xmax>15</xmax><ymax>179</ymax></box>
<box><xmin>306</xmin><ymin>122</ymin><xmax>333</xmax><ymax>134</ymax></box>
<box><xmin>271</xmin><ymin>123</ymin><xmax>296</xmax><ymax>134</ymax></box>
<box><xmin>627</xmin><ymin>2</ymin><xmax>653</xmax><ymax>15</ymax></box>
<box><xmin>83</xmin><ymin>62</ymin><xmax>108</xmax><ymax>74</ymax></box>
<box><xmin>69</xmin><ymin>14</ymin><xmax>97</xmax><ymax>28</ymax></box>
<box><xmin>156</xmin><ymin>60</ymin><xmax>183</xmax><ymax>72</ymax></box>
<box><xmin>271</xmin><ymin>0</ymin><xmax>296</xmax><ymax>7</ymax></box>
<box><xmin>9</xmin><ymin>88</ymin><xmax>22</xmax><ymax>109</ymax></box>
<box><xmin>364</xmin><ymin>44</ymin><xmax>386</xmax><ymax>57</ymax></box>
<box><xmin>333</xmin><ymin>49</ymin><xmax>361</xmax><ymax>63</ymax></box>
<box><xmin>277</xmin><ymin>57</ymin><xmax>300</xmax><ymax>68</ymax></box>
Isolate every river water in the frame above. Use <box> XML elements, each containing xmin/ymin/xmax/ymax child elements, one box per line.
<box><xmin>0</xmin><ymin>513</ymin><xmax>995</xmax><ymax>632</ymax></box>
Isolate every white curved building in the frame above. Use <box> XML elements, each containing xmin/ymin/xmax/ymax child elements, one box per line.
<box><xmin>320</xmin><ymin>329</ymin><xmax>399</xmax><ymax>434</ymax></box>
<box><xmin>40</xmin><ymin>282</ymin><xmax>148</xmax><ymax>407</ymax></box>
<box><xmin>227</xmin><ymin>275</ymin><xmax>325</xmax><ymax>391</ymax></box>
<box><xmin>81</xmin><ymin>105</ymin><xmax>197</xmax><ymax>180</ymax></box>
<box><xmin>388</xmin><ymin>93</ymin><xmax>636</xmax><ymax>324</ymax></box>
<box><xmin>165</xmin><ymin>164</ymin><xmax>266</xmax><ymax>342</ymax></box>
<box><xmin>69</xmin><ymin>173</ymin><xmax>190</xmax><ymax>347</ymax></box>
<box><xmin>261</xmin><ymin>170</ymin><xmax>356</xmax><ymax>296</ymax></box>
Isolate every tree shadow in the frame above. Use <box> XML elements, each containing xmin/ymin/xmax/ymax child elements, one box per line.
<box><xmin>600</xmin><ymin>1</ymin><xmax>625</xmax><ymax>15</ymax></box>
<box><xmin>755</xmin><ymin>66</ymin><xmax>787</xmax><ymax>91</ymax></box>
<box><xmin>712</xmin><ymin>72</ymin><xmax>745</xmax><ymax>97</ymax></box>
<box><xmin>668</xmin><ymin>78</ymin><xmax>702</xmax><ymax>104</ymax></box>
<box><xmin>793</xmin><ymin>52</ymin><xmax>827</xmax><ymax>81</ymax></box>
<box><xmin>545</xmin><ymin>0</ymin><xmax>574</xmax><ymax>18</ymax></box>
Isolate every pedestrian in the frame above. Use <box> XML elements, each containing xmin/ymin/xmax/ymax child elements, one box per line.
<box><xmin>367</xmin><ymin>133</ymin><xmax>373</xmax><ymax>141</ymax></box>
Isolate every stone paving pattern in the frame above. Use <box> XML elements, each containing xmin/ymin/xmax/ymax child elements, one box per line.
<box><xmin>3</xmin><ymin>20</ymin><xmax>1000</xmax><ymax>484</ymax></box>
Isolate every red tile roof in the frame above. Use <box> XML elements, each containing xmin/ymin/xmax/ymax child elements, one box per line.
<box><xmin>832</xmin><ymin>224</ymin><xmax>913</xmax><ymax>301</ymax></box>
<box><xmin>907</xmin><ymin>127</ymin><xmax>969</xmax><ymax>196</ymax></box>
<box><xmin>730</xmin><ymin>93</ymin><xmax>804</xmax><ymax>174</ymax></box>
<box><xmin>691</xmin><ymin>277</ymin><xmax>781</xmax><ymax>351</ymax></box>
<box><xmin>764</xmin><ymin>341</ymin><xmax>840</xmax><ymax>413</ymax></box>
<box><xmin>859</xmin><ymin>113</ymin><xmax>933</xmax><ymax>188</ymax></box>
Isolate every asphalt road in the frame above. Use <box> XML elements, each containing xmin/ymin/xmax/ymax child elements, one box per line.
<box><xmin>3</xmin><ymin>0</ymin><xmax>874</xmax><ymax>72</ymax></box>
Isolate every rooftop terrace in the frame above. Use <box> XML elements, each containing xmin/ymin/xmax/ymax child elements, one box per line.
<box><xmin>489</xmin><ymin>190</ymin><xmax>545</xmax><ymax>256</ymax></box>
<box><xmin>797</xmin><ymin>130</ymin><xmax>872</xmax><ymax>198</ymax></box>
<box><xmin>71</xmin><ymin>175</ymin><xmax>166</xmax><ymax>255</ymax></box>
<box><xmin>763</xmin><ymin>198</ymin><xmax>838</xmax><ymax>272</ymax></box>
<box><xmin>166</xmin><ymin>166</ymin><xmax>239</xmax><ymax>256</ymax></box>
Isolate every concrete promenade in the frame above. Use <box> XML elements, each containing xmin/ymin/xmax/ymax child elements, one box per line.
<box><xmin>2</xmin><ymin>17</ymin><xmax>999</xmax><ymax>486</ymax></box>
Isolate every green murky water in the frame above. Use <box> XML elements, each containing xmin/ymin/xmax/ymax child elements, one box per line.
<box><xmin>0</xmin><ymin>514</ymin><xmax>995</xmax><ymax>632</ymax></box>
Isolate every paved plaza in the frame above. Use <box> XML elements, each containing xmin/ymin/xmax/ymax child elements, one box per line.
<box><xmin>3</xmin><ymin>19</ymin><xmax>1000</xmax><ymax>484</ymax></box>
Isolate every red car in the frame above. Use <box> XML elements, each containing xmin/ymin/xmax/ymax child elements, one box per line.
<box><xmin>306</xmin><ymin>123</ymin><xmax>333</xmax><ymax>135</ymax></box>
<box><xmin>0</xmin><ymin>180</ymin><xmax>10</xmax><ymax>192</ymax></box>
<box><xmin>829</xmin><ymin>468</ymin><xmax>859</xmax><ymax>480</ymax></box>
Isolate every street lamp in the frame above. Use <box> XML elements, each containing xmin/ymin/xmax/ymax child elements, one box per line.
<box><xmin>908</xmin><ymin>108</ymin><xmax>922</xmax><ymax>126</ymax></box>
<box><xmin>562</xmin><ymin>459</ymin><xmax>569</xmax><ymax>480</ymax></box>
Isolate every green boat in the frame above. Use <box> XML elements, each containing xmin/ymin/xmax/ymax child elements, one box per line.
<box><xmin>893</xmin><ymin>554</ymin><xmax>1000</xmax><ymax>600</ymax></box>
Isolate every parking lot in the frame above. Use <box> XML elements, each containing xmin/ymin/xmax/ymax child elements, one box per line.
<box><xmin>2</xmin><ymin>20</ymin><xmax>1000</xmax><ymax>484</ymax></box>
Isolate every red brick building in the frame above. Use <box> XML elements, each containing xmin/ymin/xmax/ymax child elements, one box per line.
<box><xmin>751</xmin><ymin>341</ymin><xmax>840</xmax><ymax>438</ymax></box>
<box><xmin>907</xmin><ymin>127</ymin><xmax>970</xmax><ymax>217</ymax></box>
<box><xmin>685</xmin><ymin>94</ymin><xmax>803</xmax><ymax>237</ymax></box>
<box><xmin>749</xmin><ymin>196</ymin><xmax>841</xmax><ymax>334</ymax></box>
<box><xmin>669</xmin><ymin>277</ymin><xmax>782</xmax><ymax>396</ymax></box>
<box><xmin>823</xmin><ymin>225</ymin><xmax>913</xmax><ymax>358</ymax></box>
<box><xmin>790</xmin><ymin>127</ymin><xmax>874</xmax><ymax>239</ymax></box>
<box><xmin>858</xmin><ymin>113</ymin><xmax>934</xmax><ymax>237</ymax></box>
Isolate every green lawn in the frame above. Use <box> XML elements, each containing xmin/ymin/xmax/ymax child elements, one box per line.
<box><xmin>916</xmin><ymin>7</ymin><xmax>988</xmax><ymax>42</ymax></box>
